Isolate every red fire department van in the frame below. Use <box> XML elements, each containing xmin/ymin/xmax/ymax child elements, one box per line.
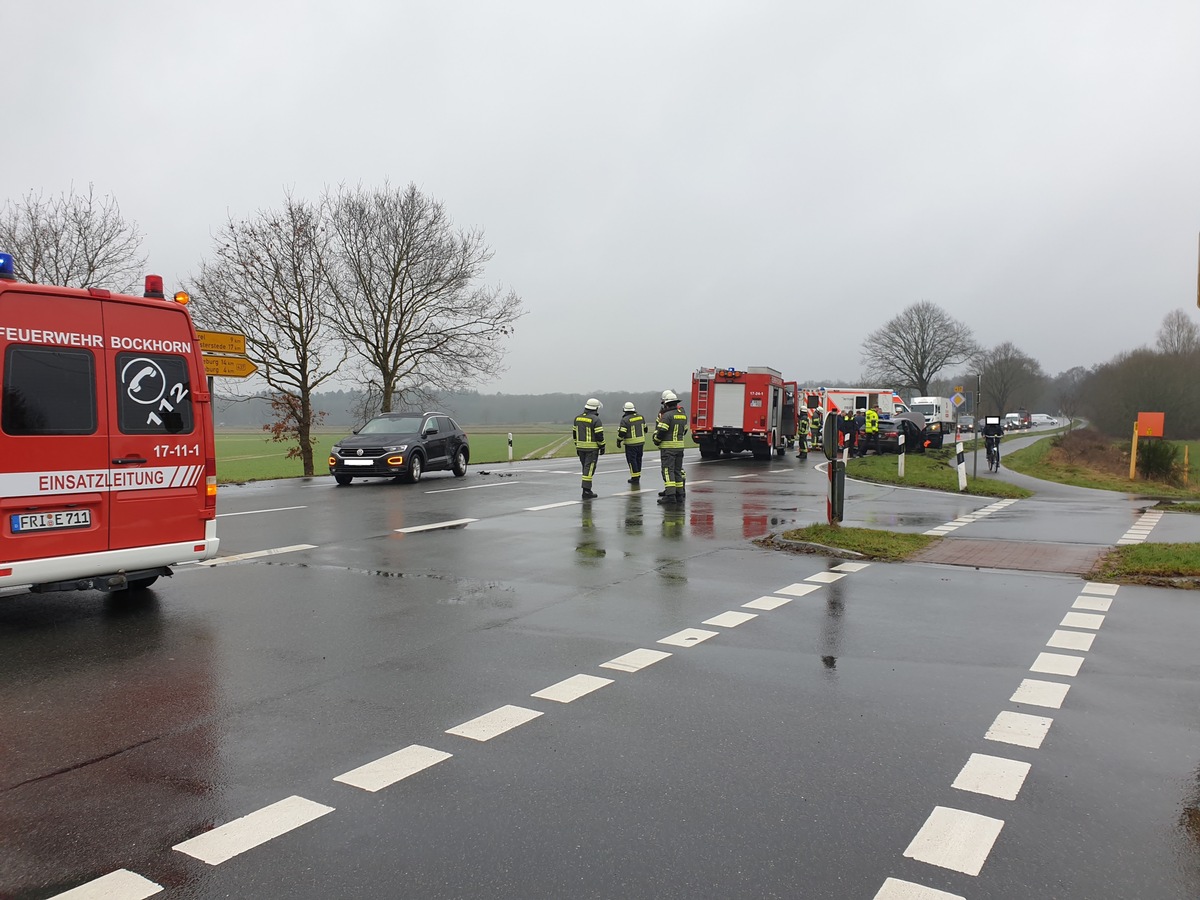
<box><xmin>0</xmin><ymin>252</ymin><xmax>219</xmax><ymax>594</ymax></box>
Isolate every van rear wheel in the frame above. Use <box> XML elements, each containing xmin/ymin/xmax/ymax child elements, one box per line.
<box><xmin>126</xmin><ymin>575</ymin><xmax>158</xmax><ymax>591</ymax></box>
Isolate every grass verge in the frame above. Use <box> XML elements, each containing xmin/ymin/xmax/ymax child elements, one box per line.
<box><xmin>1089</xmin><ymin>542</ymin><xmax>1200</xmax><ymax>588</ymax></box>
<box><xmin>762</xmin><ymin>523</ymin><xmax>938</xmax><ymax>561</ymax></box>
<box><xmin>845</xmin><ymin>448</ymin><xmax>1032</xmax><ymax>498</ymax></box>
<box><xmin>1004</xmin><ymin>433</ymin><xmax>1200</xmax><ymax>499</ymax></box>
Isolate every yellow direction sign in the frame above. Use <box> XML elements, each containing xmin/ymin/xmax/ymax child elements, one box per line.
<box><xmin>196</xmin><ymin>330</ymin><xmax>247</xmax><ymax>355</ymax></box>
<box><xmin>202</xmin><ymin>353</ymin><xmax>258</xmax><ymax>378</ymax></box>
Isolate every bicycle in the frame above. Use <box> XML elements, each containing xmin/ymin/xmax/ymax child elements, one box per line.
<box><xmin>985</xmin><ymin>435</ymin><xmax>1001</xmax><ymax>472</ymax></box>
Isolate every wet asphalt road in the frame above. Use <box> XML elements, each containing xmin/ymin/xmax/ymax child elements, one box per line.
<box><xmin>2</xmin><ymin>448</ymin><xmax>1199</xmax><ymax>899</ymax></box>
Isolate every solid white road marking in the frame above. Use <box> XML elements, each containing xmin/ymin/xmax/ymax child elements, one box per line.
<box><xmin>446</xmin><ymin>705</ymin><xmax>543</xmax><ymax>742</ymax></box>
<box><xmin>831</xmin><ymin>561</ymin><xmax>871</xmax><ymax>572</ymax></box>
<box><xmin>49</xmin><ymin>869</ymin><xmax>163</xmax><ymax>900</ymax></box>
<box><xmin>805</xmin><ymin>571</ymin><xmax>846</xmax><ymax>583</ymax></box>
<box><xmin>775</xmin><ymin>583</ymin><xmax>822</xmax><ymax>597</ymax></box>
<box><xmin>600</xmin><ymin>648</ymin><xmax>672</xmax><ymax>672</ymax></box>
<box><xmin>172</xmin><ymin>795</ymin><xmax>334</xmax><ymax>865</ymax></box>
<box><xmin>1030</xmin><ymin>652</ymin><xmax>1084</xmax><ymax>677</ymax></box>
<box><xmin>1060</xmin><ymin>611</ymin><xmax>1104</xmax><ymax>630</ymax></box>
<box><xmin>425</xmin><ymin>482</ymin><xmax>519</xmax><ymax>494</ymax></box>
<box><xmin>217</xmin><ymin>505</ymin><xmax>306</xmax><ymax>518</ymax></box>
<box><xmin>702</xmin><ymin>610</ymin><xmax>758</xmax><ymax>628</ymax></box>
<box><xmin>1081</xmin><ymin>582</ymin><xmax>1119</xmax><ymax>596</ymax></box>
<box><xmin>903</xmin><ymin>805</ymin><xmax>1004</xmax><ymax>876</ymax></box>
<box><xmin>1073</xmin><ymin>595</ymin><xmax>1112</xmax><ymax>612</ymax></box>
<box><xmin>1010</xmin><ymin>678</ymin><xmax>1071</xmax><ymax>709</ymax></box>
<box><xmin>198</xmin><ymin>544</ymin><xmax>317</xmax><ymax>566</ymax></box>
<box><xmin>728</xmin><ymin>474</ymin><xmax>758</xmax><ymax>479</ymax></box>
<box><xmin>1047</xmin><ymin>629</ymin><xmax>1095</xmax><ymax>652</ymax></box>
<box><xmin>658</xmin><ymin>628</ymin><xmax>719</xmax><ymax>648</ymax></box>
<box><xmin>532</xmin><ymin>673</ymin><xmax>614</xmax><ymax>703</ymax></box>
<box><xmin>952</xmin><ymin>753</ymin><xmax>1032</xmax><ymax>801</ymax></box>
<box><xmin>986</xmin><ymin>710</ymin><xmax>1053</xmax><ymax>749</ymax></box>
<box><xmin>873</xmin><ymin>878</ymin><xmax>965</xmax><ymax>900</ymax></box>
<box><xmin>525</xmin><ymin>501</ymin><xmax>580</xmax><ymax>511</ymax></box>
<box><xmin>395</xmin><ymin>518</ymin><xmax>478</xmax><ymax>534</ymax></box>
<box><xmin>743</xmin><ymin>595</ymin><xmax>793</xmax><ymax>610</ymax></box>
<box><xmin>334</xmin><ymin>745</ymin><xmax>452</xmax><ymax>793</ymax></box>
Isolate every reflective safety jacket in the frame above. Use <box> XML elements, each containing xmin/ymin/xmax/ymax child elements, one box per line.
<box><xmin>617</xmin><ymin>412</ymin><xmax>646</xmax><ymax>446</ymax></box>
<box><xmin>864</xmin><ymin>408</ymin><xmax>879</xmax><ymax>434</ymax></box>
<box><xmin>796</xmin><ymin>415</ymin><xmax>810</xmax><ymax>437</ymax></box>
<box><xmin>654</xmin><ymin>405</ymin><xmax>689</xmax><ymax>448</ymax></box>
<box><xmin>573</xmin><ymin>411</ymin><xmax>605</xmax><ymax>449</ymax></box>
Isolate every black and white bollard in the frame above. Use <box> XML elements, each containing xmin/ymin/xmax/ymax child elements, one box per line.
<box><xmin>508</xmin><ymin>432</ymin><xmax>513</xmax><ymax>463</ymax></box>
<box><xmin>956</xmin><ymin>431</ymin><xmax>967</xmax><ymax>491</ymax></box>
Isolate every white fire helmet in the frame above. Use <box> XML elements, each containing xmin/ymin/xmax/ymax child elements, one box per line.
<box><xmin>661</xmin><ymin>390</ymin><xmax>678</xmax><ymax>403</ymax></box>
<box><xmin>623</xmin><ymin>401</ymin><xmax>636</xmax><ymax>412</ymax></box>
<box><xmin>584</xmin><ymin>398</ymin><xmax>601</xmax><ymax>411</ymax></box>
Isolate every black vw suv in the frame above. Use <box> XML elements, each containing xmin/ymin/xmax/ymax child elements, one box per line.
<box><xmin>329</xmin><ymin>412</ymin><xmax>470</xmax><ymax>485</ymax></box>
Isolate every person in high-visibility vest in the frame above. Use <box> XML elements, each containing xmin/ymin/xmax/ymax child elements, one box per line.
<box><xmin>862</xmin><ymin>406</ymin><xmax>880</xmax><ymax>456</ymax></box>
<box><xmin>796</xmin><ymin>408</ymin><xmax>810</xmax><ymax>459</ymax></box>
<box><xmin>573</xmin><ymin>398</ymin><xmax>605</xmax><ymax>499</ymax></box>
<box><xmin>654</xmin><ymin>390</ymin><xmax>688</xmax><ymax>504</ymax></box>
<box><xmin>616</xmin><ymin>401</ymin><xmax>646</xmax><ymax>487</ymax></box>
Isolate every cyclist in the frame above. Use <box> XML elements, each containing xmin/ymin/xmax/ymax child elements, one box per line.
<box><xmin>981</xmin><ymin>417</ymin><xmax>1005</xmax><ymax>472</ymax></box>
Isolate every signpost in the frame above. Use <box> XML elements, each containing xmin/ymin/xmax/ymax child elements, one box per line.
<box><xmin>201</xmin><ymin>354</ymin><xmax>258</xmax><ymax>378</ymax></box>
<box><xmin>196</xmin><ymin>330</ymin><xmax>255</xmax><ymax>382</ymax></box>
<box><xmin>196</xmin><ymin>330</ymin><xmax>247</xmax><ymax>355</ymax></box>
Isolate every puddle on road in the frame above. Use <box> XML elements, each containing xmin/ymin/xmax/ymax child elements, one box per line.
<box><xmin>853</xmin><ymin>512</ymin><xmax>951</xmax><ymax>528</ymax></box>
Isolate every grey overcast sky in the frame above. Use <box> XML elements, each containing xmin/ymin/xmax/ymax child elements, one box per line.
<box><xmin>5</xmin><ymin>1</ymin><xmax>1199</xmax><ymax>395</ymax></box>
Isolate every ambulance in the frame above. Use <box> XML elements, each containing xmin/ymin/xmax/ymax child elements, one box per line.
<box><xmin>0</xmin><ymin>252</ymin><xmax>219</xmax><ymax>594</ymax></box>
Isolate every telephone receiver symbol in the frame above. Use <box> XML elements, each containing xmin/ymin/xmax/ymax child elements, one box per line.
<box><xmin>129</xmin><ymin>365</ymin><xmax>157</xmax><ymax>394</ymax></box>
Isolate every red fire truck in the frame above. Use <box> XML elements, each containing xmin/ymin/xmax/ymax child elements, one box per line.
<box><xmin>691</xmin><ymin>366</ymin><xmax>798</xmax><ymax>460</ymax></box>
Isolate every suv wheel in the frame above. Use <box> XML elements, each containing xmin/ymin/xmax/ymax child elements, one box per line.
<box><xmin>405</xmin><ymin>454</ymin><xmax>424</xmax><ymax>484</ymax></box>
<box><xmin>334</xmin><ymin>474</ymin><xmax>353</xmax><ymax>486</ymax></box>
<box><xmin>452</xmin><ymin>448</ymin><xmax>468</xmax><ymax>477</ymax></box>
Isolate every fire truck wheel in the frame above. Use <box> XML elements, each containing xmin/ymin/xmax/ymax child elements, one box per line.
<box><xmin>335</xmin><ymin>474</ymin><xmax>353</xmax><ymax>485</ymax></box>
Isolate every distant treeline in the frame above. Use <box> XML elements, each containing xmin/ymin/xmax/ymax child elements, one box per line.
<box><xmin>212</xmin><ymin>389</ymin><xmax>691</xmax><ymax>428</ymax></box>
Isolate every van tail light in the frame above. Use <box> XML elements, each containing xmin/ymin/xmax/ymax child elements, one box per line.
<box><xmin>205</xmin><ymin>457</ymin><xmax>217</xmax><ymax>509</ymax></box>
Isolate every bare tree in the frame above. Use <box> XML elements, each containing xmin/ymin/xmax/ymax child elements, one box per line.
<box><xmin>1155</xmin><ymin>309</ymin><xmax>1200</xmax><ymax>355</ymax></box>
<box><xmin>188</xmin><ymin>194</ymin><xmax>347</xmax><ymax>475</ymax></box>
<box><xmin>978</xmin><ymin>342</ymin><xmax>1046</xmax><ymax>418</ymax></box>
<box><xmin>327</xmin><ymin>183</ymin><xmax>524</xmax><ymax>415</ymax></box>
<box><xmin>1049</xmin><ymin>365</ymin><xmax>1089</xmax><ymax>431</ymax></box>
<box><xmin>860</xmin><ymin>301</ymin><xmax>978</xmax><ymax>395</ymax></box>
<box><xmin>0</xmin><ymin>185</ymin><xmax>147</xmax><ymax>291</ymax></box>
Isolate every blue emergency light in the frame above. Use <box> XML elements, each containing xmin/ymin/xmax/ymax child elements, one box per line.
<box><xmin>0</xmin><ymin>252</ymin><xmax>14</xmax><ymax>280</ymax></box>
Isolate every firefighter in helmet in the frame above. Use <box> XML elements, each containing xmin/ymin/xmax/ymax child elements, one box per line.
<box><xmin>796</xmin><ymin>406</ymin><xmax>810</xmax><ymax>460</ymax></box>
<box><xmin>573</xmin><ymin>398</ymin><xmax>605</xmax><ymax>499</ymax></box>
<box><xmin>616</xmin><ymin>401</ymin><xmax>646</xmax><ymax>487</ymax></box>
<box><xmin>654</xmin><ymin>390</ymin><xmax>688</xmax><ymax>504</ymax></box>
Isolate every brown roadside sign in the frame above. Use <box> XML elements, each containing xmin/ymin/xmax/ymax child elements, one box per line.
<box><xmin>202</xmin><ymin>353</ymin><xmax>258</xmax><ymax>378</ymax></box>
<box><xmin>196</xmin><ymin>330</ymin><xmax>247</xmax><ymax>354</ymax></box>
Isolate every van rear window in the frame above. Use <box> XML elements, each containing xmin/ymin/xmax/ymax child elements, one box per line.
<box><xmin>116</xmin><ymin>352</ymin><xmax>194</xmax><ymax>435</ymax></box>
<box><xmin>2</xmin><ymin>346</ymin><xmax>98</xmax><ymax>435</ymax></box>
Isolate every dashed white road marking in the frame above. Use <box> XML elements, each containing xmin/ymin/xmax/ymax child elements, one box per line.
<box><xmin>952</xmin><ymin>752</ymin><xmax>1032</xmax><ymax>801</ymax></box>
<box><xmin>903</xmin><ymin>806</ymin><xmax>1004</xmax><ymax>876</ymax></box>
<box><xmin>532</xmin><ymin>673</ymin><xmax>614</xmax><ymax>703</ymax></box>
<box><xmin>985</xmin><ymin>710</ymin><xmax>1053</xmax><ymax>749</ymax></box>
<box><xmin>775</xmin><ymin>582</ymin><xmax>822</xmax><ymax>597</ymax></box>
<box><xmin>1081</xmin><ymin>581</ymin><xmax>1119</xmax><ymax>596</ymax></box>
<box><xmin>831</xmin><ymin>561</ymin><xmax>871</xmax><ymax>572</ymax></box>
<box><xmin>1060</xmin><ymin>611</ymin><xmax>1104</xmax><ymax>630</ymax></box>
<box><xmin>873</xmin><ymin>878</ymin><xmax>965</xmax><ymax>900</ymax></box>
<box><xmin>1047</xmin><ymin>629</ymin><xmax>1095</xmax><ymax>652</ymax></box>
<box><xmin>1030</xmin><ymin>652</ymin><xmax>1084</xmax><ymax>677</ymax></box>
<box><xmin>173</xmin><ymin>795</ymin><xmax>334</xmax><ymax>865</ymax></box>
<box><xmin>425</xmin><ymin>482</ymin><xmax>520</xmax><ymax>493</ymax></box>
<box><xmin>395</xmin><ymin>518</ymin><xmax>478</xmax><ymax>534</ymax></box>
<box><xmin>658</xmin><ymin>627</ymin><xmax>719</xmax><ymax>648</ymax></box>
<box><xmin>600</xmin><ymin>648</ymin><xmax>672</xmax><ymax>672</ymax></box>
<box><xmin>525</xmin><ymin>501</ymin><xmax>580</xmax><ymax>511</ymax></box>
<box><xmin>197</xmin><ymin>544</ymin><xmax>317</xmax><ymax>566</ymax></box>
<box><xmin>49</xmin><ymin>869</ymin><xmax>163</xmax><ymax>900</ymax></box>
<box><xmin>1073</xmin><ymin>595</ymin><xmax>1112</xmax><ymax>612</ymax></box>
<box><xmin>728</xmin><ymin>474</ymin><xmax>758</xmax><ymax>479</ymax></box>
<box><xmin>1010</xmin><ymin>678</ymin><xmax>1071</xmax><ymax>709</ymax></box>
<box><xmin>334</xmin><ymin>745</ymin><xmax>452</xmax><ymax>793</ymax></box>
<box><xmin>702</xmin><ymin>610</ymin><xmax>758</xmax><ymax>628</ymax></box>
<box><xmin>805</xmin><ymin>571</ymin><xmax>846</xmax><ymax>584</ymax></box>
<box><xmin>446</xmin><ymin>705</ymin><xmax>543</xmax><ymax>742</ymax></box>
<box><xmin>217</xmin><ymin>505</ymin><xmax>306</xmax><ymax>518</ymax></box>
<box><xmin>743</xmin><ymin>595</ymin><xmax>792</xmax><ymax>610</ymax></box>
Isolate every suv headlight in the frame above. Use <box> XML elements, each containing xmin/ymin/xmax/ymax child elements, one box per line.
<box><xmin>385</xmin><ymin>444</ymin><xmax>408</xmax><ymax>452</ymax></box>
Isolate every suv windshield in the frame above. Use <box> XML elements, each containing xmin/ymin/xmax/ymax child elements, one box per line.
<box><xmin>359</xmin><ymin>416</ymin><xmax>423</xmax><ymax>434</ymax></box>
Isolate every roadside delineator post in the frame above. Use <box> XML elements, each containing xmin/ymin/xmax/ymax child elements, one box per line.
<box><xmin>508</xmin><ymin>432</ymin><xmax>513</xmax><ymax>463</ymax></box>
<box><xmin>956</xmin><ymin>430</ymin><xmax>967</xmax><ymax>492</ymax></box>
<box><xmin>898</xmin><ymin>430</ymin><xmax>906</xmax><ymax>478</ymax></box>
